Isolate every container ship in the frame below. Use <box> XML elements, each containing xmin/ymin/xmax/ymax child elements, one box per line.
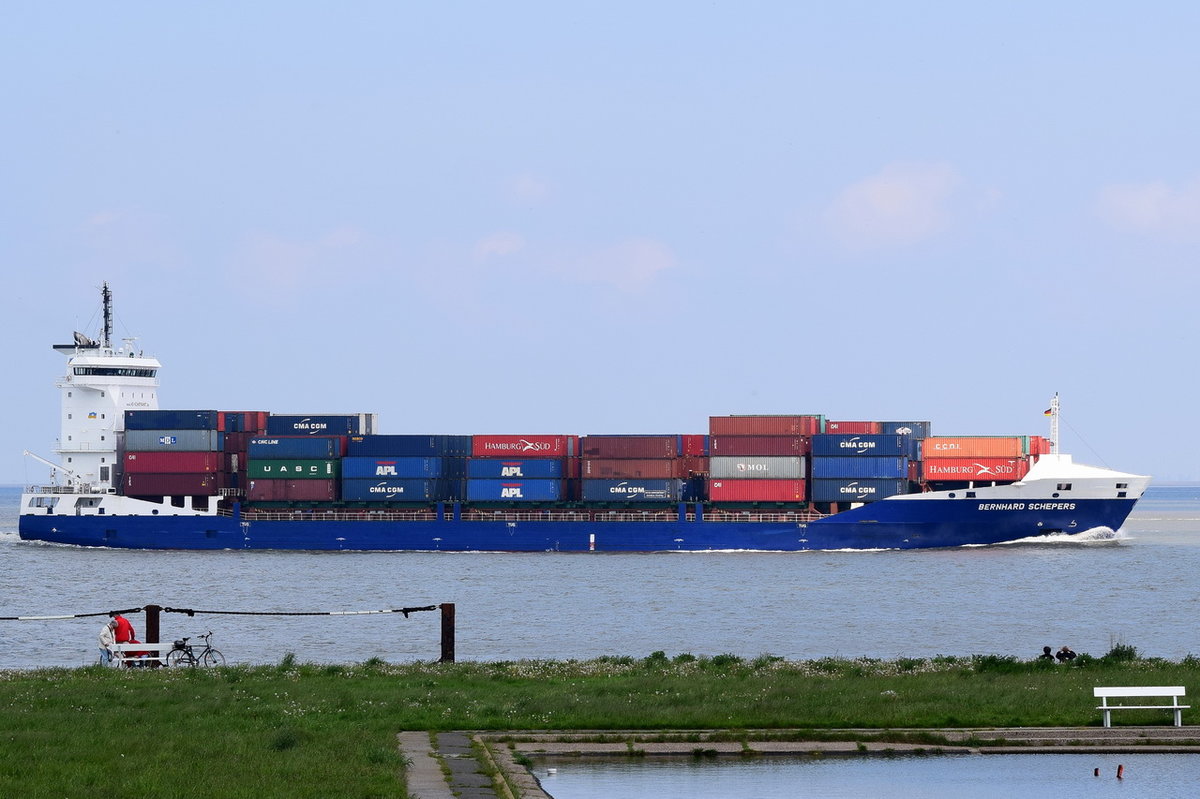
<box><xmin>18</xmin><ymin>285</ymin><xmax>1150</xmax><ymax>551</ymax></box>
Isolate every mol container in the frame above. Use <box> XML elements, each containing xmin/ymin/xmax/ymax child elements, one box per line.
<box><xmin>811</xmin><ymin>457</ymin><xmax>908</xmax><ymax>479</ymax></box>
<box><xmin>247</xmin><ymin>479</ymin><xmax>338</xmax><ymax>502</ymax></box>
<box><xmin>471</xmin><ymin>435</ymin><xmax>576</xmax><ymax>458</ymax></box>
<box><xmin>922</xmin><ymin>436</ymin><xmax>1028</xmax><ymax>458</ymax></box>
<box><xmin>709</xmin><ymin>456</ymin><xmax>805</xmax><ymax>480</ymax></box>
<box><xmin>248</xmin><ymin>437</ymin><xmax>345</xmax><ymax>459</ymax></box>
<box><xmin>247</xmin><ymin>459</ymin><xmax>340</xmax><ymax>479</ymax></box>
<box><xmin>579</xmin><ymin>435</ymin><xmax>680</xmax><ymax>459</ymax></box>
<box><xmin>341</xmin><ymin>478</ymin><xmax>449</xmax><ymax>502</ymax></box>
<box><xmin>266</xmin><ymin>414</ymin><xmax>377</xmax><ymax>436</ymax></box>
<box><xmin>709</xmin><ymin>436</ymin><xmax>810</xmax><ymax>456</ymax></box>
<box><xmin>465</xmin><ymin>479</ymin><xmax>564</xmax><ymax>502</ymax></box>
<box><xmin>341</xmin><ymin>456</ymin><xmax>446</xmax><ymax>479</ymax></box>
<box><xmin>708</xmin><ymin>478</ymin><xmax>806</xmax><ymax>502</ymax></box>
<box><xmin>811</xmin><ymin>478</ymin><xmax>908</xmax><ymax>503</ymax></box>
<box><xmin>466</xmin><ymin>458</ymin><xmax>566</xmax><ymax>479</ymax></box>
<box><xmin>125</xmin><ymin>429</ymin><xmax>223</xmax><ymax>452</ymax></box>
<box><xmin>921</xmin><ymin>457</ymin><xmax>1030</xmax><ymax>481</ymax></box>
<box><xmin>122</xmin><ymin>451</ymin><xmax>221</xmax><ymax>474</ymax></box>
<box><xmin>709</xmin><ymin>415</ymin><xmax>824</xmax><ymax>436</ymax></box>
<box><xmin>347</xmin><ymin>435</ymin><xmax>471</xmax><ymax>457</ymax></box>
<box><xmin>581</xmin><ymin>479</ymin><xmax>683</xmax><ymax>502</ymax></box>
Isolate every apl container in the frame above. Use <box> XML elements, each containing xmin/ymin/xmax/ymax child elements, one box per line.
<box><xmin>471</xmin><ymin>435</ymin><xmax>576</xmax><ymax>458</ymax></box>
<box><xmin>247</xmin><ymin>459</ymin><xmax>340</xmax><ymax>479</ymax></box>
<box><xmin>709</xmin><ymin>436</ymin><xmax>811</xmax><ymax>456</ymax></box>
<box><xmin>124</xmin><ymin>473</ymin><xmax>218</xmax><ymax>496</ymax></box>
<box><xmin>340</xmin><ymin>478</ymin><xmax>448</xmax><ymax>502</ymax></box>
<box><xmin>247</xmin><ymin>478</ymin><xmax>338</xmax><ymax>502</ymax></box>
<box><xmin>810</xmin><ymin>478</ymin><xmax>908</xmax><ymax>503</ymax></box>
<box><xmin>709</xmin><ymin>456</ymin><xmax>806</xmax><ymax>480</ymax></box>
<box><xmin>708</xmin><ymin>478</ymin><xmax>807</xmax><ymax>502</ymax></box>
<box><xmin>124</xmin><ymin>429</ymin><xmax>223</xmax><ymax>452</ymax></box>
<box><xmin>580</xmin><ymin>479</ymin><xmax>683</xmax><ymax>502</ymax></box>
<box><xmin>579</xmin><ymin>435</ymin><xmax>681</xmax><ymax>459</ymax></box>
<box><xmin>266</xmin><ymin>414</ymin><xmax>377</xmax><ymax>436</ymax></box>
<box><xmin>466</xmin><ymin>458</ymin><xmax>566</xmax><ymax>479</ymax></box>
<box><xmin>248</xmin><ymin>437</ymin><xmax>345</xmax><ymax>459</ymax></box>
<box><xmin>811</xmin><ymin>456</ymin><xmax>908</xmax><ymax>479</ymax></box>
<box><xmin>465</xmin><ymin>479</ymin><xmax>564</xmax><ymax>502</ymax></box>
<box><xmin>124</xmin><ymin>410</ymin><xmax>220</xmax><ymax>431</ymax></box>
<box><xmin>581</xmin><ymin>459</ymin><xmax>684</xmax><ymax>479</ymax></box>
<box><xmin>709</xmin><ymin>415</ymin><xmax>824</xmax><ymax>436</ymax></box>
<box><xmin>347</xmin><ymin>435</ymin><xmax>472</xmax><ymax>457</ymax></box>
<box><xmin>123</xmin><ymin>451</ymin><xmax>221</xmax><ymax>474</ymax></box>
<box><xmin>341</xmin><ymin>456</ymin><xmax>445</xmax><ymax>479</ymax></box>
<box><xmin>921</xmin><ymin>457</ymin><xmax>1030</xmax><ymax>481</ymax></box>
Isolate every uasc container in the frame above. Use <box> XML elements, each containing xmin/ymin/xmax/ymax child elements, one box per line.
<box><xmin>247</xmin><ymin>459</ymin><xmax>341</xmax><ymax>479</ymax></box>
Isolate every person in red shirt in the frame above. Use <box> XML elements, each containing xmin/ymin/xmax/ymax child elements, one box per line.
<box><xmin>111</xmin><ymin>614</ymin><xmax>146</xmax><ymax>664</ymax></box>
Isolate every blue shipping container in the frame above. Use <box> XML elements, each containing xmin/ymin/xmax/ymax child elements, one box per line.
<box><xmin>811</xmin><ymin>456</ymin><xmax>908</xmax><ymax>479</ymax></box>
<box><xmin>581</xmin><ymin>479</ymin><xmax>683</xmax><ymax>502</ymax></box>
<box><xmin>342</xmin><ymin>456</ymin><xmax>445</xmax><ymax>479</ymax></box>
<box><xmin>880</xmin><ymin>421</ymin><xmax>932</xmax><ymax>440</ymax></box>
<box><xmin>347</xmin><ymin>435</ymin><xmax>472</xmax><ymax>457</ymax></box>
<box><xmin>467</xmin><ymin>459</ymin><xmax>566</xmax><ymax>479</ymax></box>
<box><xmin>248</xmin><ymin>437</ymin><xmax>343</xmax><ymax>459</ymax></box>
<box><xmin>811</xmin><ymin>434</ymin><xmax>911</xmax><ymax>458</ymax></box>
<box><xmin>465</xmin><ymin>479</ymin><xmax>564</xmax><ymax>502</ymax></box>
<box><xmin>124</xmin><ymin>429</ymin><xmax>223</xmax><ymax>452</ymax></box>
<box><xmin>341</xmin><ymin>478</ymin><xmax>453</xmax><ymax>502</ymax></box>
<box><xmin>125</xmin><ymin>410</ymin><xmax>219</xmax><ymax>431</ymax></box>
<box><xmin>810</xmin><ymin>478</ymin><xmax>909</xmax><ymax>503</ymax></box>
<box><xmin>266</xmin><ymin>414</ymin><xmax>376</xmax><ymax>436</ymax></box>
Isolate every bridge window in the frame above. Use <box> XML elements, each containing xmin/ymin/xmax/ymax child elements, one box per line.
<box><xmin>1056</xmin><ymin>483</ymin><xmax>1073</xmax><ymax>491</ymax></box>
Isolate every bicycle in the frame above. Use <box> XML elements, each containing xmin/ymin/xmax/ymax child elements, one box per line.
<box><xmin>165</xmin><ymin>631</ymin><xmax>225</xmax><ymax>667</ymax></box>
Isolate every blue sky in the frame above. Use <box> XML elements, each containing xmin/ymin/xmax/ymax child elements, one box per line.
<box><xmin>4</xmin><ymin>2</ymin><xmax>1198</xmax><ymax>483</ymax></box>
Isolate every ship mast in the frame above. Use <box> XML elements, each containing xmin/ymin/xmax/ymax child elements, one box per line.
<box><xmin>101</xmin><ymin>281</ymin><xmax>113</xmax><ymax>349</ymax></box>
<box><xmin>1048</xmin><ymin>392</ymin><xmax>1060</xmax><ymax>454</ymax></box>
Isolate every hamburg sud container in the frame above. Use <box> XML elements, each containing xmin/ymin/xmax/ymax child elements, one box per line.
<box><xmin>347</xmin><ymin>435</ymin><xmax>471</xmax><ymax>457</ymax></box>
<box><xmin>124</xmin><ymin>429</ymin><xmax>223</xmax><ymax>452</ymax></box>
<box><xmin>709</xmin><ymin>436</ymin><xmax>810</xmax><ymax>456</ymax></box>
<box><xmin>471</xmin><ymin>435</ymin><xmax>576</xmax><ymax>458</ymax></box>
<box><xmin>581</xmin><ymin>479</ymin><xmax>683</xmax><ymax>502</ymax></box>
<box><xmin>921</xmin><ymin>457</ymin><xmax>1030</xmax><ymax>481</ymax></box>
<box><xmin>247</xmin><ymin>479</ymin><xmax>338</xmax><ymax>502</ymax></box>
<box><xmin>811</xmin><ymin>478</ymin><xmax>908</xmax><ymax>503</ymax></box>
<box><xmin>465</xmin><ymin>479</ymin><xmax>564</xmax><ymax>502</ymax></box>
<box><xmin>582</xmin><ymin>459</ymin><xmax>685</xmax><ymax>479</ymax></box>
<box><xmin>266</xmin><ymin>414</ymin><xmax>377</xmax><ymax>436</ymax></box>
<box><xmin>579</xmin><ymin>435</ymin><xmax>680</xmax><ymax>459</ymax></box>
<box><xmin>467</xmin><ymin>459</ymin><xmax>566</xmax><ymax>479</ymax></box>
<box><xmin>708</xmin><ymin>478</ymin><xmax>806</xmax><ymax>502</ymax></box>
<box><xmin>709</xmin><ymin>456</ymin><xmax>805</xmax><ymax>479</ymax></box>
<box><xmin>123</xmin><ymin>451</ymin><xmax>221</xmax><ymax>473</ymax></box>
<box><xmin>811</xmin><ymin>457</ymin><xmax>908</xmax><ymax>479</ymax></box>
<box><xmin>709</xmin><ymin>415</ymin><xmax>824</xmax><ymax>436</ymax></box>
<box><xmin>341</xmin><ymin>478</ymin><xmax>451</xmax><ymax>502</ymax></box>
<box><xmin>247</xmin><ymin>459</ymin><xmax>340</xmax><ymax>479</ymax></box>
<box><xmin>922</xmin><ymin>436</ymin><xmax>1028</xmax><ymax>458</ymax></box>
<box><xmin>342</xmin><ymin>456</ymin><xmax>446</xmax><ymax>479</ymax></box>
<box><xmin>248</xmin><ymin>437</ymin><xmax>345</xmax><ymax>459</ymax></box>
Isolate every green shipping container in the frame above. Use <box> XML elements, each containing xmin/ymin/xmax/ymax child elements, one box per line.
<box><xmin>247</xmin><ymin>459</ymin><xmax>341</xmax><ymax>480</ymax></box>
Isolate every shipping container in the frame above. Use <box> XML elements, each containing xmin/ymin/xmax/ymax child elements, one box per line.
<box><xmin>122</xmin><ymin>451</ymin><xmax>221</xmax><ymax>474</ymax></box>
<box><xmin>248</xmin><ymin>436</ymin><xmax>345</xmax><ymax>459</ymax></box>
<box><xmin>470</xmin><ymin>435</ymin><xmax>576</xmax><ymax>458</ymax></box>
<box><xmin>811</xmin><ymin>456</ymin><xmax>908</xmax><ymax>479</ymax></box>
<box><xmin>810</xmin><ymin>478</ymin><xmax>909</xmax><ymax>503</ymax></box>
<box><xmin>709</xmin><ymin>436</ymin><xmax>810</xmax><ymax>456</ymax></box>
<box><xmin>266</xmin><ymin>414</ymin><xmax>377</xmax><ymax>436</ymax></box>
<box><xmin>340</xmin><ymin>478</ymin><xmax>447</xmax><ymax>502</ymax></box>
<box><xmin>247</xmin><ymin>459</ymin><xmax>340</xmax><ymax>479</ymax></box>
<box><xmin>880</xmin><ymin>421</ymin><xmax>932</xmax><ymax>439</ymax></box>
<box><xmin>341</xmin><ymin>456</ymin><xmax>446</xmax><ymax>479</ymax></box>
<box><xmin>581</xmin><ymin>458</ymin><xmax>682</xmax><ymax>480</ymax></box>
<box><xmin>466</xmin><ymin>458</ymin><xmax>566</xmax><ymax>479</ymax></box>
<box><xmin>679</xmin><ymin>455</ymin><xmax>710</xmax><ymax>476</ymax></box>
<box><xmin>247</xmin><ymin>478</ymin><xmax>338</xmax><ymax>502</ymax></box>
<box><xmin>709</xmin><ymin>415</ymin><xmax>824</xmax><ymax>436</ymax></box>
<box><xmin>124</xmin><ymin>472</ymin><xmax>218</xmax><ymax>496</ymax></box>
<box><xmin>1030</xmin><ymin>436</ymin><xmax>1053</xmax><ymax>455</ymax></box>
<box><xmin>811</xmin><ymin>434</ymin><xmax>914</xmax><ymax>458</ymax></box>
<box><xmin>579</xmin><ymin>435</ymin><xmax>680</xmax><ymax>459</ymax></box>
<box><xmin>464</xmin><ymin>479</ymin><xmax>564</xmax><ymax>502</ymax></box>
<box><xmin>824</xmin><ymin>421</ymin><xmax>883</xmax><ymax>435</ymax></box>
<box><xmin>222</xmin><ymin>431</ymin><xmax>255</xmax><ymax>453</ymax></box>
<box><xmin>922</xmin><ymin>436</ymin><xmax>1028</xmax><ymax>458</ymax></box>
<box><xmin>222</xmin><ymin>411</ymin><xmax>269</xmax><ymax>434</ymax></box>
<box><xmin>580</xmin><ymin>479</ymin><xmax>683</xmax><ymax>502</ymax></box>
<box><xmin>709</xmin><ymin>456</ymin><xmax>806</xmax><ymax>480</ymax></box>
<box><xmin>708</xmin><ymin>478</ymin><xmax>807</xmax><ymax>502</ymax></box>
<box><xmin>124</xmin><ymin>429</ymin><xmax>223</xmax><ymax>452</ymax></box>
<box><xmin>124</xmin><ymin>409</ymin><xmax>220</xmax><ymax>431</ymax></box>
<box><xmin>921</xmin><ymin>457</ymin><xmax>1030</xmax><ymax>481</ymax></box>
<box><xmin>347</xmin><ymin>434</ymin><xmax>471</xmax><ymax>457</ymax></box>
<box><xmin>681</xmin><ymin>434</ymin><xmax>708</xmax><ymax>456</ymax></box>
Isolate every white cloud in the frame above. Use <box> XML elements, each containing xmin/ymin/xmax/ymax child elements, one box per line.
<box><xmin>563</xmin><ymin>237</ymin><xmax>677</xmax><ymax>291</ymax></box>
<box><xmin>824</xmin><ymin>162</ymin><xmax>962</xmax><ymax>249</ymax></box>
<box><xmin>510</xmin><ymin>174</ymin><xmax>552</xmax><ymax>203</ymax></box>
<box><xmin>1097</xmin><ymin>177</ymin><xmax>1200</xmax><ymax>241</ymax></box>
<box><xmin>474</xmin><ymin>231</ymin><xmax>526</xmax><ymax>260</ymax></box>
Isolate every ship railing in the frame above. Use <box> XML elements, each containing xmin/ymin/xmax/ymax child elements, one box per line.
<box><xmin>23</xmin><ymin>484</ymin><xmax>104</xmax><ymax>495</ymax></box>
<box><xmin>591</xmin><ymin>511</ymin><xmax>681</xmax><ymax>522</ymax></box>
<box><xmin>459</xmin><ymin>510</ymin><xmax>594</xmax><ymax>522</ymax></box>
<box><xmin>702</xmin><ymin>509</ymin><xmax>831</xmax><ymax>523</ymax></box>
<box><xmin>236</xmin><ymin>509</ymin><xmax>440</xmax><ymax>522</ymax></box>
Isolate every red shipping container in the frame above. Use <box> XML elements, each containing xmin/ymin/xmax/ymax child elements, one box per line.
<box><xmin>472</xmin><ymin>435</ymin><xmax>576</xmax><ymax>458</ymax></box>
<box><xmin>709</xmin><ymin>415</ymin><xmax>824</xmax><ymax>436</ymax></box>
<box><xmin>124</xmin><ymin>473</ymin><xmax>218</xmax><ymax>496</ymax></box>
<box><xmin>680</xmin><ymin>455</ymin><xmax>709</xmax><ymax>476</ymax></box>
<box><xmin>709</xmin><ymin>436</ymin><xmax>811</xmax><ymax>456</ymax></box>
<box><xmin>824</xmin><ymin>421</ymin><xmax>883</xmax><ymax>435</ymax></box>
<box><xmin>247</xmin><ymin>478</ymin><xmax>338</xmax><ymax>502</ymax></box>
<box><xmin>579</xmin><ymin>435</ymin><xmax>679</xmax><ymax>458</ymax></box>
<box><xmin>708</xmin><ymin>478</ymin><xmax>807</xmax><ymax>502</ymax></box>
<box><xmin>921</xmin><ymin>457</ymin><xmax>1029</xmax><ymax>481</ymax></box>
<box><xmin>582</xmin><ymin>458</ymin><xmax>683</xmax><ymax>479</ymax></box>
<box><xmin>681</xmin><ymin>434</ymin><xmax>708</xmax><ymax>456</ymax></box>
<box><xmin>1029</xmin><ymin>436</ymin><xmax>1053</xmax><ymax>455</ymax></box>
<box><xmin>123</xmin><ymin>451</ymin><xmax>221</xmax><ymax>474</ymax></box>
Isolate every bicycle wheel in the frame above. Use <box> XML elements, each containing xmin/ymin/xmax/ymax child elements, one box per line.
<box><xmin>200</xmin><ymin>648</ymin><xmax>225</xmax><ymax>667</ymax></box>
<box><xmin>165</xmin><ymin>649</ymin><xmax>195</xmax><ymax>668</ymax></box>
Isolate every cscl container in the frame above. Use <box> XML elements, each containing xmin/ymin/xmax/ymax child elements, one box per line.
<box><xmin>342</xmin><ymin>456</ymin><xmax>444</xmax><ymax>479</ymax></box>
<box><xmin>341</xmin><ymin>478</ymin><xmax>448</xmax><ymax>502</ymax></box>
<box><xmin>921</xmin><ymin>457</ymin><xmax>1030</xmax><ymax>481</ymax></box>
<box><xmin>580</xmin><ymin>479</ymin><xmax>683</xmax><ymax>502</ymax></box>
<box><xmin>922</xmin><ymin>436</ymin><xmax>1028</xmax><ymax>458</ymax></box>
<box><xmin>122</xmin><ymin>451</ymin><xmax>221</xmax><ymax>474</ymax></box>
<box><xmin>708</xmin><ymin>478</ymin><xmax>806</xmax><ymax>502</ymax></box>
<box><xmin>810</xmin><ymin>456</ymin><xmax>908</xmax><ymax>479</ymax></box>
<box><xmin>266</xmin><ymin>414</ymin><xmax>377</xmax><ymax>436</ymax></box>
<box><xmin>709</xmin><ymin>436</ymin><xmax>810</xmax><ymax>456</ymax></box>
<box><xmin>248</xmin><ymin>436</ymin><xmax>346</xmax><ymax>459</ymax></box>
<box><xmin>247</xmin><ymin>459</ymin><xmax>340</xmax><ymax>479</ymax></box>
<box><xmin>124</xmin><ymin>473</ymin><xmax>218</xmax><ymax>496</ymax></box>
<box><xmin>811</xmin><ymin>434</ymin><xmax>911</xmax><ymax>458</ymax></box>
<box><xmin>347</xmin><ymin>435</ymin><xmax>472</xmax><ymax>457</ymax></box>
<box><xmin>124</xmin><ymin>410</ymin><xmax>220</xmax><ymax>431</ymax></box>
<box><xmin>581</xmin><ymin>459</ymin><xmax>683</xmax><ymax>479</ymax></box>
<box><xmin>465</xmin><ymin>479</ymin><xmax>564</xmax><ymax>502</ymax></box>
<box><xmin>881</xmin><ymin>421</ymin><xmax>932</xmax><ymax>439</ymax></box>
<box><xmin>824</xmin><ymin>421</ymin><xmax>883</xmax><ymax>434</ymax></box>
<box><xmin>247</xmin><ymin>478</ymin><xmax>338</xmax><ymax>502</ymax></box>
<box><xmin>466</xmin><ymin>458</ymin><xmax>566</xmax><ymax>479</ymax></box>
<box><xmin>709</xmin><ymin>415</ymin><xmax>824</xmax><ymax>436</ymax></box>
<box><xmin>471</xmin><ymin>435</ymin><xmax>576</xmax><ymax>458</ymax></box>
<box><xmin>579</xmin><ymin>435</ymin><xmax>680</xmax><ymax>459</ymax></box>
<box><xmin>709</xmin><ymin>456</ymin><xmax>805</xmax><ymax>479</ymax></box>
<box><xmin>124</xmin><ymin>429</ymin><xmax>223</xmax><ymax>452</ymax></box>
<box><xmin>810</xmin><ymin>478</ymin><xmax>908</xmax><ymax>503</ymax></box>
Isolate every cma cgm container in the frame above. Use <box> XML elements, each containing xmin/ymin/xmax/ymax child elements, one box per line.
<box><xmin>709</xmin><ymin>436</ymin><xmax>810</xmax><ymax>456</ymax></box>
<box><xmin>123</xmin><ymin>451</ymin><xmax>221</xmax><ymax>474</ymax></box>
<box><xmin>466</xmin><ymin>458</ymin><xmax>566</xmax><ymax>479</ymax></box>
<box><xmin>709</xmin><ymin>456</ymin><xmax>805</xmax><ymax>480</ymax></box>
<box><xmin>579</xmin><ymin>435</ymin><xmax>680</xmax><ymax>459</ymax></box>
<box><xmin>342</xmin><ymin>456</ymin><xmax>445</xmax><ymax>479</ymax></box>
<box><xmin>125</xmin><ymin>429</ymin><xmax>223</xmax><ymax>452</ymax></box>
<box><xmin>922</xmin><ymin>436</ymin><xmax>1028</xmax><ymax>458</ymax></box>
<box><xmin>471</xmin><ymin>435</ymin><xmax>576</xmax><ymax>458</ymax></box>
<box><xmin>811</xmin><ymin>478</ymin><xmax>908</xmax><ymax>503</ymax></box>
<box><xmin>347</xmin><ymin>435</ymin><xmax>471</xmax><ymax>457</ymax></box>
<box><xmin>248</xmin><ymin>437</ymin><xmax>345</xmax><ymax>459</ymax></box>
<box><xmin>125</xmin><ymin>409</ymin><xmax>220</xmax><ymax>431</ymax></box>
<box><xmin>124</xmin><ymin>473</ymin><xmax>218</xmax><ymax>496</ymax></box>
<box><xmin>708</xmin><ymin>479</ymin><xmax>806</xmax><ymax>502</ymax></box>
<box><xmin>581</xmin><ymin>479</ymin><xmax>683</xmax><ymax>502</ymax></box>
<box><xmin>582</xmin><ymin>459</ymin><xmax>682</xmax><ymax>479</ymax></box>
<box><xmin>824</xmin><ymin>421</ymin><xmax>883</xmax><ymax>435</ymax></box>
<box><xmin>465</xmin><ymin>479</ymin><xmax>564</xmax><ymax>502</ymax></box>
<box><xmin>811</xmin><ymin>434</ymin><xmax>913</xmax><ymax>458</ymax></box>
<box><xmin>341</xmin><ymin>478</ymin><xmax>448</xmax><ymax>502</ymax></box>
<box><xmin>921</xmin><ymin>457</ymin><xmax>1030</xmax><ymax>481</ymax></box>
<box><xmin>247</xmin><ymin>479</ymin><xmax>338</xmax><ymax>502</ymax></box>
<box><xmin>709</xmin><ymin>415</ymin><xmax>824</xmax><ymax>436</ymax></box>
<box><xmin>247</xmin><ymin>459</ymin><xmax>340</xmax><ymax>479</ymax></box>
<box><xmin>811</xmin><ymin>457</ymin><xmax>908</xmax><ymax>479</ymax></box>
<box><xmin>266</xmin><ymin>414</ymin><xmax>377</xmax><ymax>436</ymax></box>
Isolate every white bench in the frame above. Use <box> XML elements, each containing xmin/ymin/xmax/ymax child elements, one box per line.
<box><xmin>110</xmin><ymin>641</ymin><xmax>176</xmax><ymax>667</ymax></box>
<box><xmin>1094</xmin><ymin>686</ymin><xmax>1189</xmax><ymax>727</ymax></box>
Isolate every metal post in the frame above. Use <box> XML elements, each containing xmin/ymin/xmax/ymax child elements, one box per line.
<box><xmin>439</xmin><ymin>602</ymin><xmax>455</xmax><ymax>663</ymax></box>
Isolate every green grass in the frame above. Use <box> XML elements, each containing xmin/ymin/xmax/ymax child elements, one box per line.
<box><xmin>1</xmin><ymin>651</ymin><xmax>1197</xmax><ymax>797</ymax></box>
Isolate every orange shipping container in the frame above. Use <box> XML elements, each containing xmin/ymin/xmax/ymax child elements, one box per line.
<box><xmin>922</xmin><ymin>436</ymin><xmax>1028</xmax><ymax>458</ymax></box>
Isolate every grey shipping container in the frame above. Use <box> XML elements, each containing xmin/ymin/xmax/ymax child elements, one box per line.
<box><xmin>124</xmin><ymin>429</ymin><xmax>223</xmax><ymax>452</ymax></box>
<box><xmin>708</xmin><ymin>456</ymin><xmax>805</xmax><ymax>480</ymax></box>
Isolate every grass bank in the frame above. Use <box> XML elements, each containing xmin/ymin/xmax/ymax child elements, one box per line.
<box><xmin>2</xmin><ymin>648</ymin><xmax>1196</xmax><ymax>798</ymax></box>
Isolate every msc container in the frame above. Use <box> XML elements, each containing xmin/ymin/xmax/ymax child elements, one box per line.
<box><xmin>580</xmin><ymin>479</ymin><xmax>683</xmax><ymax>502</ymax></box>
<box><xmin>341</xmin><ymin>478</ymin><xmax>447</xmax><ymax>502</ymax></box>
<box><xmin>266</xmin><ymin>414</ymin><xmax>377</xmax><ymax>436</ymax></box>
<box><xmin>824</xmin><ymin>421</ymin><xmax>883</xmax><ymax>435</ymax></box>
<box><xmin>581</xmin><ymin>458</ymin><xmax>683</xmax><ymax>479</ymax></box>
<box><xmin>709</xmin><ymin>415</ymin><xmax>824</xmax><ymax>436</ymax></box>
<box><xmin>122</xmin><ymin>451</ymin><xmax>221</xmax><ymax>474</ymax></box>
<box><xmin>471</xmin><ymin>435</ymin><xmax>577</xmax><ymax>458</ymax></box>
<box><xmin>466</xmin><ymin>458</ymin><xmax>566</xmax><ymax>479</ymax></box>
<box><xmin>708</xmin><ymin>478</ymin><xmax>806</xmax><ymax>502</ymax></box>
<box><xmin>709</xmin><ymin>456</ymin><xmax>806</xmax><ymax>480</ymax></box>
<box><xmin>811</xmin><ymin>456</ymin><xmax>908</xmax><ymax>479</ymax></box>
<box><xmin>341</xmin><ymin>456</ymin><xmax>445</xmax><ymax>479</ymax></box>
<box><xmin>124</xmin><ymin>429</ymin><xmax>223</xmax><ymax>452</ymax></box>
<box><xmin>881</xmin><ymin>421</ymin><xmax>932</xmax><ymax>439</ymax></box>
<box><xmin>921</xmin><ymin>457</ymin><xmax>1030</xmax><ymax>481</ymax></box>
<box><xmin>124</xmin><ymin>410</ymin><xmax>220</xmax><ymax>431</ymax></box>
<box><xmin>579</xmin><ymin>435</ymin><xmax>680</xmax><ymax>459</ymax></box>
<box><xmin>247</xmin><ymin>478</ymin><xmax>338</xmax><ymax>502</ymax></box>
<box><xmin>811</xmin><ymin>434</ymin><xmax>912</xmax><ymax>458</ymax></box>
<box><xmin>124</xmin><ymin>472</ymin><xmax>218</xmax><ymax>496</ymax></box>
<box><xmin>347</xmin><ymin>435</ymin><xmax>472</xmax><ymax>457</ymax></box>
<box><xmin>247</xmin><ymin>459</ymin><xmax>340</xmax><ymax>479</ymax></box>
<box><xmin>248</xmin><ymin>436</ymin><xmax>345</xmax><ymax>459</ymax></box>
<box><xmin>709</xmin><ymin>436</ymin><xmax>811</xmax><ymax>456</ymax></box>
<box><xmin>465</xmin><ymin>479</ymin><xmax>564</xmax><ymax>502</ymax></box>
<box><xmin>810</xmin><ymin>478</ymin><xmax>908</xmax><ymax>503</ymax></box>
<box><xmin>922</xmin><ymin>436</ymin><xmax>1028</xmax><ymax>458</ymax></box>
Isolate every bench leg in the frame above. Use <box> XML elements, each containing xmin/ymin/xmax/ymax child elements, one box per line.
<box><xmin>1175</xmin><ymin>708</ymin><xmax>1182</xmax><ymax>727</ymax></box>
<box><xmin>1102</xmin><ymin>708</ymin><xmax>1111</xmax><ymax>728</ymax></box>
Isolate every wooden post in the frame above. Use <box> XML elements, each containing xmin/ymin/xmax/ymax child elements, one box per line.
<box><xmin>144</xmin><ymin>604</ymin><xmax>162</xmax><ymax>668</ymax></box>
<box><xmin>439</xmin><ymin>602</ymin><xmax>455</xmax><ymax>663</ymax></box>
